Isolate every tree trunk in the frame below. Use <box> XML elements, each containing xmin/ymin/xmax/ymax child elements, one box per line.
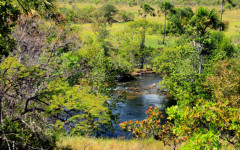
<box><xmin>140</xmin><ymin>33</ymin><xmax>145</xmax><ymax>69</ymax></box>
<box><xmin>140</xmin><ymin>56</ymin><xmax>144</xmax><ymax>69</ymax></box>
<box><xmin>220</xmin><ymin>0</ymin><xmax>224</xmax><ymax>31</ymax></box>
<box><xmin>140</xmin><ymin>26</ymin><xmax>146</xmax><ymax>69</ymax></box>
<box><xmin>163</xmin><ymin>13</ymin><xmax>167</xmax><ymax>44</ymax></box>
<box><xmin>0</xmin><ymin>96</ymin><xmax>2</xmax><ymax>124</ymax></box>
<box><xmin>199</xmin><ymin>55</ymin><xmax>202</xmax><ymax>74</ymax></box>
<box><xmin>197</xmin><ymin>43</ymin><xmax>203</xmax><ymax>74</ymax></box>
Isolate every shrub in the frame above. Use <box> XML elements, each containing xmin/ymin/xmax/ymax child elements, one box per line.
<box><xmin>115</xmin><ymin>11</ymin><xmax>134</xmax><ymax>22</ymax></box>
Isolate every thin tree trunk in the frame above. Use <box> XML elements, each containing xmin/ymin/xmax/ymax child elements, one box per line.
<box><xmin>163</xmin><ymin>13</ymin><xmax>167</xmax><ymax>44</ymax></box>
<box><xmin>199</xmin><ymin>55</ymin><xmax>202</xmax><ymax>74</ymax></box>
<box><xmin>140</xmin><ymin>55</ymin><xmax>144</xmax><ymax>69</ymax></box>
<box><xmin>140</xmin><ymin>32</ymin><xmax>145</xmax><ymax>69</ymax></box>
<box><xmin>220</xmin><ymin>0</ymin><xmax>224</xmax><ymax>31</ymax></box>
<box><xmin>0</xmin><ymin>96</ymin><xmax>2</xmax><ymax>124</ymax></box>
<box><xmin>197</xmin><ymin>43</ymin><xmax>202</xmax><ymax>74</ymax></box>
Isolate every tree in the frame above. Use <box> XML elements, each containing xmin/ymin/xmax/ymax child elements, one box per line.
<box><xmin>190</xmin><ymin>7</ymin><xmax>222</xmax><ymax>74</ymax></box>
<box><xmin>0</xmin><ymin>57</ymin><xmax>57</xmax><ymax>149</ymax></box>
<box><xmin>0</xmin><ymin>16</ymin><xmax>79</xmax><ymax>148</ymax></box>
<box><xmin>166</xmin><ymin>7</ymin><xmax>194</xmax><ymax>35</ymax></box>
<box><xmin>115</xmin><ymin>10</ymin><xmax>134</xmax><ymax>22</ymax></box>
<box><xmin>138</xmin><ymin>3</ymin><xmax>155</xmax><ymax>18</ymax></box>
<box><xmin>0</xmin><ymin>15</ymin><xmax>123</xmax><ymax>148</ymax></box>
<box><xmin>159</xmin><ymin>1</ymin><xmax>174</xmax><ymax>44</ymax></box>
<box><xmin>120</xmin><ymin>20</ymin><xmax>153</xmax><ymax>69</ymax></box>
<box><xmin>97</xmin><ymin>4</ymin><xmax>118</xmax><ymax>24</ymax></box>
<box><xmin>0</xmin><ymin>0</ymin><xmax>20</xmax><ymax>60</ymax></box>
<box><xmin>91</xmin><ymin>4</ymin><xmax>118</xmax><ymax>56</ymax></box>
<box><xmin>167</xmin><ymin>59</ymin><xmax>240</xmax><ymax>149</ymax></box>
<box><xmin>0</xmin><ymin>0</ymin><xmax>58</xmax><ymax>60</ymax></box>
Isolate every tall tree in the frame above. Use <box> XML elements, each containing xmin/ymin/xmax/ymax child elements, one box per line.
<box><xmin>159</xmin><ymin>1</ymin><xmax>174</xmax><ymax>44</ymax></box>
<box><xmin>117</xmin><ymin>20</ymin><xmax>153</xmax><ymax>69</ymax></box>
<box><xmin>128</xmin><ymin>20</ymin><xmax>151</xmax><ymax>69</ymax></box>
<box><xmin>92</xmin><ymin>4</ymin><xmax>118</xmax><ymax>56</ymax></box>
<box><xmin>190</xmin><ymin>7</ymin><xmax>221</xmax><ymax>74</ymax></box>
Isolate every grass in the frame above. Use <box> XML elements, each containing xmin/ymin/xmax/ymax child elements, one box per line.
<box><xmin>222</xmin><ymin>9</ymin><xmax>240</xmax><ymax>39</ymax></box>
<box><xmin>57</xmin><ymin>136</ymin><xmax>179</xmax><ymax>150</ymax></box>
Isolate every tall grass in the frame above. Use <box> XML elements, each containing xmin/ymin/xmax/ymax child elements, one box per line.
<box><xmin>57</xmin><ymin>136</ymin><xmax>178</xmax><ymax>150</ymax></box>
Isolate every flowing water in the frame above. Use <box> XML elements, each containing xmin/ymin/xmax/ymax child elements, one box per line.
<box><xmin>106</xmin><ymin>74</ymin><xmax>175</xmax><ymax>138</ymax></box>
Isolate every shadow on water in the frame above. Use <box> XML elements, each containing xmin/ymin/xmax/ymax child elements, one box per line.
<box><xmin>105</xmin><ymin>74</ymin><xmax>176</xmax><ymax>138</ymax></box>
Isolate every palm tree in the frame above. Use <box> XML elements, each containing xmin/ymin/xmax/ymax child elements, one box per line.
<box><xmin>190</xmin><ymin>7</ymin><xmax>221</xmax><ymax>37</ymax></box>
<box><xmin>138</xmin><ymin>3</ymin><xmax>155</xmax><ymax>18</ymax></box>
<box><xmin>190</xmin><ymin>7</ymin><xmax>221</xmax><ymax>74</ymax></box>
<box><xmin>159</xmin><ymin>1</ymin><xmax>174</xmax><ymax>44</ymax></box>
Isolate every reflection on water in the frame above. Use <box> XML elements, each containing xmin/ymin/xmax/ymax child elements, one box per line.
<box><xmin>106</xmin><ymin>74</ymin><xmax>176</xmax><ymax>138</ymax></box>
<box><xmin>116</xmin><ymin>94</ymin><xmax>171</xmax><ymax>122</ymax></box>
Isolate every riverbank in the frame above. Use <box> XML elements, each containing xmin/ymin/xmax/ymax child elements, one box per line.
<box><xmin>57</xmin><ymin>136</ymin><xmax>179</xmax><ymax>150</ymax></box>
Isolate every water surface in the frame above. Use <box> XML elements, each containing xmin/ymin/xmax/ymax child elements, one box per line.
<box><xmin>107</xmin><ymin>74</ymin><xmax>175</xmax><ymax>137</ymax></box>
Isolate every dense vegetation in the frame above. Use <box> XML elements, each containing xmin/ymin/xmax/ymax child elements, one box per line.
<box><xmin>0</xmin><ymin>0</ymin><xmax>240</xmax><ymax>149</ymax></box>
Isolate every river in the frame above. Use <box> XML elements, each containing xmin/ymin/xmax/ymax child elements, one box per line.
<box><xmin>105</xmin><ymin>74</ymin><xmax>175</xmax><ymax>138</ymax></box>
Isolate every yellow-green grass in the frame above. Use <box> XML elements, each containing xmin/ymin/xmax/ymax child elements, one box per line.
<box><xmin>222</xmin><ymin>9</ymin><xmax>240</xmax><ymax>38</ymax></box>
<box><xmin>57</xmin><ymin>136</ymin><xmax>179</xmax><ymax>150</ymax></box>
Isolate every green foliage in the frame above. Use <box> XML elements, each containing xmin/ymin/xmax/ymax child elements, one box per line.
<box><xmin>0</xmin><ymin>118</ymin><xmax>57</xmax><ymax>149</ymax></box>
<box><xmin>190</xmin><ymin>7</ymin><xmax>221</xmax><ymax>36</ymax></box>
<box><xmin>98</xmin><ymin>4</ymin><xmax>118</xmax><ymax>24</ymax></box>
<box><xmin>0</xmin><ymin>57</ymin><xmax>56</xmax><ymax>149</ymax></box>
<box><xmin>115</xmin><ymin>10</ymin><xmax>134</xmax><ymax>22</ymax></box>
<box><xmin>204</xmin><ymin>31</ymin><xmax>236</xmax><ymax>58</ymax></box>
<box><xmin>0</xmin><ymin>0</ymin><xmax>20</xmax><ymax>59</ymax></box>
<box><xmin>167</xmin><ymin>59</ymin><xmax>240</xmax><ymax>149</ymax></box>
<box><xmin>120</xmin><ymin>106</ymin><xmax>185</xmax><ymax>149</ymax></box>
<box><xmin>159</xmin><ymin>1</ymin><xmax>174</xmax><ymax>14</ymax></box>
<box><xmin>116</xmin><ymin>19</ymin><xmax>154</xmax><ymax>69</ymax></box>
<box><xmin>46</xmin><ymin>78</ymin><xmax>111</xmax><ymax>136</ymax></box>
<box><xmin>225</xmin><ymin>3</ymin><xmax>233</xmax><ymax>9</ymax></box>
<box><xmin>153</xmin><ymin>42</ymin><xmax>202</xmax><ymax>104</ymax></box>
<box><xmin>138</xmin><ymin>3</ymin><xmax>155</xmax><ymax>18</ymax></box>
<box><xmin>15</xmin><ymin>0</ymin><xmax>55</xmax><ymax>15</ymax></box>
<box><xmin>59</xmin><ymin>6</ymin><xmax>96</xmax><ymax>23</ymax></box>
<box><xmin>166</xmin><ymin>7</ymin><xmax>194</xmax><ymax>35</ymax></box>
<box><xmin>151</xmin><ymin>6</ymin><xmax>238</xmax><ymax>148</ymax></box>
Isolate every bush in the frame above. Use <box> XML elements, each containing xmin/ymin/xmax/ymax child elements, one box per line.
<box><xmin>0</xmin><ymin>119</ymin><xmax>57</xmax><ymax>150</ymax></box>
<box><xmin>225</xmin><ymin>3</ymin><xmax>233</xmax><ymax>10</ymax></box>
<box><xmin>115</xmin><ymin>11</ymin><xmax>134</xmax><ymax>22</ymax></box>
